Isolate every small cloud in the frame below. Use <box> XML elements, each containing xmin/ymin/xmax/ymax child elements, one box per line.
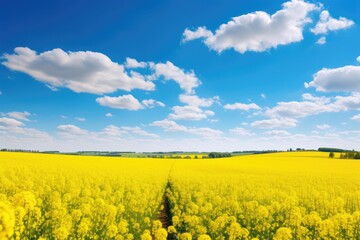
<box><xmin>61</xmin><ymin>115</ymin><xmax>68</xmax><ymax>119</ymax></box>
<box><xmin>311</xmin><ymin>10</ymin><xmax>354</xmax><ymax>35</ymax></box>
<box><xmin>263</xmin><ymin>130</ymin><xmax>290</xmax><ymax>136</ymax></box>
<box><xmin>261</xmin><ymin>93</ymin><xmax>266</xmax><ymax>99</ymax></box>
<box><xmin>141</xmin><ymin>99</ymin><xmax>165</xmax><ymax>108</ymax></box>
<box><xmin>316</xmin><ymin>124</ymin><xmax>331</xmax><ymax>130</ymax></box>
<box><xmin>351</xmin><ymin>114</ymin><xmax>360</xmax><ymax>121</ymax></box>
<box><xmin>224</xmin><ymin>102</ymin><xmax>261</xmax><ymax>111</ymax></box>
<box><xmin>168</xmin><ymin>106</ymin><xmax>214</xmax><ymax>121</ymax></box>
<box><xmin>125</xmin><ymin>57</ymin><xmax>147</xmax><ymax>69</ymax></box>
<box><xmin>230</xmin><ymin>127</ymin><xmax>255</xmax><ymax>136</ymax></box>
<box><xmin>5</xmin><ymin>111</ymin><xmax>31</xmax><ymax>121</ymax></box>
<box><xmin>105</xmin><ymin>113</ymin><xmax>113</xmax><ymax>117</ymax></box>
<box><xmin>251</xmin><ymin>118</ymin><xmax>298</xmax><ymax>129</ymax></box>
<box><xmin>316</xmin><ymin>36</ymin><xmax>326</xmax><ymax>45</ymax></box>
<box><xmin>97</xmin><ymin>94</ymin><xmax>164</xmax><ymax>111</ymax></box>
<box><xmin>76</xmin><ymin>117</ymin><xmax>86</xmax><ymax>122</ymax></box>
<box><xmin>96</xmin><ymin>94</ymin><xmax>144</xmax><ymax>111</ymax></box>
<box><xmin>357</xmin><ymin>56</ymin><xmax>360</xmax><ymax>63</ymax></box>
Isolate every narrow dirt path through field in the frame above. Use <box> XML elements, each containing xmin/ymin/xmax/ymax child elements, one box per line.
<box><xmin>157</xmin><ymin>182</ymin><xmax>172</xmax><ymax>229</ymax></box>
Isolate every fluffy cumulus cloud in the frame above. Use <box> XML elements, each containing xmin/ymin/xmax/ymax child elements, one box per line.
<box><xmin>311</xmin><ymin>10</ymin><xmax>354</xmax><ymax>35</ymax></box>
<box><xmin>168</xmin><ymin>106</ymin><xmax>214</xmax><ymax>121</ymax></box>
<box><xmin>183</xmin><ymin>0</ymin><xmax>318</xmax><ymax>53</ymax></box>
<box><xmin>153</xmin><ymin>61</ymin><xmax>200</xmax><ymax>94</ymax></box>
<box><xmin>1</xmin><ymin>111</ymin><xmax>31</xmax><ymax>121</ymax></box>
<box><xmin>251</xmin><ymin>118</ymin><xmax>298</xmax><ymax>129</ymax></box>
<box><xmin>2</xmin><ymin>48</ymin><xmax>155</xmax><ymax>94</ymax></box>
<box><xmin>306</xmin><ymin>65</ymin><xmax>360</xmax><ymax>93</ymax></box>
<box><xmin>229</xmin><ymin>127</ymin><xmax>255</xmax><ymax>136</ymax></box>
<box><xmin>96</xmin><ymin>95</ymin><xmax>144</xmax><ymax>110</ymax></box>
<box><xmin>96</xmin><ymin>94</ymin><xmax>164</xmax><ymax>111</ymax></box>
<box><xmin>124</xmin><ymin>57</ymin><xmax>147</xmax><ymax>68</ymax></box>
<box><xmin>224</xmin><ymin>102</ymin><xmax>261</xmax><ymax>111</ymax></box>
<box><xmin>151</xmin><ymin>119</ymin><xmax>223</xmax><ymax>138</ymax></box>
<box><xmin>179</xmin><ymin>94</ymin><xmax>218</xmax><ymax>107</ymax></box>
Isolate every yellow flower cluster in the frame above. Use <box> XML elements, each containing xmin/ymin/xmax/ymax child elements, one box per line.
<box><xmin>0</xmin><ymin>152</ymin><xmax>172</xmax><ymax>239</ymax></box>
<box><xmin>166</xmin><ymin>152</ymin><xmax>360</xmax><ymax>239</ymax></box>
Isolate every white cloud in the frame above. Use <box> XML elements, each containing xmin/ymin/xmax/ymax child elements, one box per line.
<box><xmin>3</xmin><ymin>111</ymin><xmax>31</xmax><ymax>121</ymax></box>
<box><xmin>0</xmin><ymin>117</ymin><xmax>24</xmax><ymax>127</ymax></box>
<box><xmin>168</xmin><ymin>106</ymin><xmax>214</xmax><ymax>121</ymax></box>
<box><xmin>57</xmin><ymin>124</ymin><xmax>88</xmax><ymax>138</ymax></box>
<box><xmin>2</xmin><ymin>47</ymin><xmax>155</xmax><ymax>94</ymax></box>
<box><xmin>179</xmin><ymin>94</ymin><xmax>218</xmax><ymax>107</ymax></box>
<box><xmin>183</xmin><ymin>0</ymin><xmax>318</xmax><ymax>53</ymax></box>
<box><xmin>302</xmin><ymin>93</ymin><xmax>330</xmax><ymax>103</ymax></box>
<box><xmin>183</xmin><ymin>27</ymin><xmax>213</xmax><ymax>42</ymax></box>
<box><xmin>121</xmin><ymin>126</ymin><xmax>159</xmax><ymax>138</ymax></box>
<box><xmin>352</xmin><ymin>114</ymin><xmax>360</xmax><ymax>121</ymax></box>
<box><xmin>251</xmin><ymin>118</ymin><xmax>298</xmax><ymax>129</ymax></box>
<box><xmin>76</xmin><ymin>117</ymin><xmax>86</xmax><ymax>122</ymax></box>
<box><xmin>311</xmin><ymin>10</ymin><xmax>354</xmax><ymax>35</ymax></box>
<box><xmin>264</xmin><ymin>130</ymin><xmax>290</xmax><ymax>136</ymax></box>
<box><xmin>331</xmin><ymin>93</ymin><xmax>360</xmax><ymax>111</ymax></box>
<box><xmin>141</xmin><ymin>99</ymin><xmax>165</xmax><ymax>108</ymax></box>
<box><xmin>153</xmin><ymin>61</ymin><xmax>200</xmax><ymax>94</ymax></box>
<box><xmin>102</xmin><ymin>125</ymin><xmax>125</xmax><ymax>137</ymax></box>
<box><xmin>96</xmin><ymin>95</ymin><xmax>165</xmax><ymax>111</ymax></box>
<box><xmin>266</xmin><ymin>100</ymin><xmax>326</xmax><ymax>118</ymax></box>
<box><xmin>316</xmin><ymin>36</ymin><xmax>326</xmax><ymax>45</ymax></box>
<box><xmin>61</xmin><ymin>115</ymin><xmax>68</xmax><ymax>119</ymax></box>
<box><xmin>105</xmin><ymin>113</ymin><xmax>113</xmax><ymax>117</ymax></box>
<box><xmin>306</xmin><ymin>65</ymin><xmax>360</xmax><ymax>92</ymax></box>
<box><xmin>151</xmin><ymin>119</ymin><xmax>222</xmax><ymax>138</ymax></box>
<box><xmin>224</xmin><ymin>102</ymin><xmax>261</xmax><ymax>111</ymax></box>
<box><xmin>266</xmin><ymin>93</ymin><xmax>360</xmax><ymax>119</ymax></box>
<box><xmin>357</xmin><ymin>56</ymin><xmax>360</xmax><ymax>63</ymax></box>
<box><xmin>125</xmin><ymin>57</ymin><xmax>147</xmax><ymax>68</ymax></box>
<box><xmin>96</xmin><ymin>94</ymin><xmax>144</xmax><ymax>110</ymax></box>
<box><xmin>261</xmin><ymin>93</ymin><xmax>266</xmax><ymax>99</ymax></box>
<box><xmin>316</xmin><ymin>124</ymin><xmax>331</xmax><ymax>130</ymax></box>
<box><xmin>0</xmin><ymin>117</ymin><xmax>50</xmax><ymax>140</ymax></box>
<box><xmin>230</xmin><ymin>127</ymin><xmax>255</xmax><ymax>136</ymax></box>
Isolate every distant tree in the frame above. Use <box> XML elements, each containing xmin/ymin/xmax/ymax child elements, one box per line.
<box><xmin>194</xmin><ymin>155</ymin><xmax>198</xmax><ymax>159</ymax></box>
<box><xmin>208</xmin><ymin>152</ymin><xmax>232</xmax><ymax>158</ymax></box>
<box><xmin>329</xmin><ymin>152</ymin><xmax>335</xmax><ymax>158</ymax></box>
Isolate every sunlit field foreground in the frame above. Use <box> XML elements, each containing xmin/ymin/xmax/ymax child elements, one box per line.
<box><xmin>1</xmin><ymin>152</ymin><xmax>360</xmax><ymax>239</ymax></box>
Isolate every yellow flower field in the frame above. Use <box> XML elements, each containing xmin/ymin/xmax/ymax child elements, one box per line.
<box><xmin>1</xmin><ymin>151</ymin><xmax>360</xmax><ymax>239</ymax></box>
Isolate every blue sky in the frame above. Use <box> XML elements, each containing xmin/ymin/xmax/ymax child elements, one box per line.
<box><xmin>1</xmin><ymin>0</ymin><xmax>359</xmax><ymax>152</ymax></box>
